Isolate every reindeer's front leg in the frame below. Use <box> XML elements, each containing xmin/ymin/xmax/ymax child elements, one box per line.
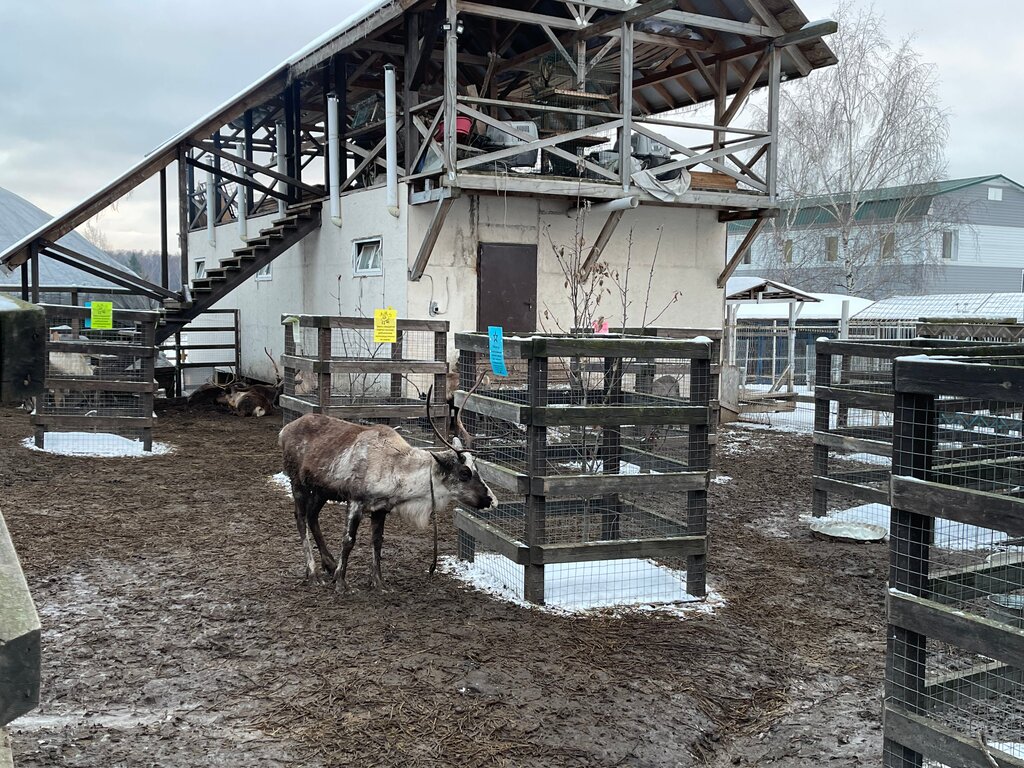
<box><xmin>369</xmin><ymin>509</ymin><xmax>388</xmax><ymax>591</ymax></box>
<box><xmin>334</xmin><ymin>502</ymin><xmax>363</xmax><ymax>593</ymax></box>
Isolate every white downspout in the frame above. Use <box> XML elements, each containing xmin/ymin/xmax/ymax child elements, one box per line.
<box><xmin>327</xmin><ymin>93</ymin><xmax>342</xmax><ymax>226</ymax></box>
<box><xmin>384</xmin><ymin>64</ymin><xmax>399</xmax><ymax>218</ymax></box>
<box><xmin>275</xmin><ymin>119</ymin><xmax>287</xmax><ymax>218</ymax></box>
<box><xmin>567</xmin><ymin>196</ymin><xmax>638</xmax><ymax>217</ymax></box>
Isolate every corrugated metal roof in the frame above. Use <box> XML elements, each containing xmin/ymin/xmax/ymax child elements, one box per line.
<box><xmin>852</xmin><ymin>293</ymin><xmax>1024</xmax><ymax>322</ymax></box>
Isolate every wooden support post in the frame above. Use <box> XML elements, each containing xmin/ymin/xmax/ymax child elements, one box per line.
<box><xmin>600</xmin><ymin>356</ymin><xmax>623</xmax><ymax>540</ymax></box>
<box><xmin>317</xmin><ymin>326</ymin><xmax>331</xmax><ymax>411</ymax></box>
<box><xmin>336</xmin><ymin>54</ymin><xmax>349</xmax><ymax>189</ymax></box>
<box><xmin>20</xmin><ymin>262</ymin><xmax>28</xmax><ymax>302</ymax></box>
<box><xmin>29</xmin><ymin>242</ymin><xmax>39</xmax><ymax>304</ymax></box>
<box><xmin>160</xmin><ymin>168</ymin><xmax>169</xmax><ymax>289</ymax></box>
<box><xmin>390</xmin><ymin>329</ymin><xmax>404</xmax><ymax>419</ymax></box>
<box><xmin>243</xmin><ymin>109</ymin><xmax>254</xmax><ymax>218</ymax></box>
<box><xmin>140</xmin><ymin>318</ymin><xmax>156</xmax><ymax>451</ymax></box>
<box><xmin>284</xmin><ymin>84</ymin><xmax>298</xmax><ymax>205</ymax></box>
<box><xmin>443</xmin><ymin>0</ymin><xmax>458</xmax><ymax>180</ymax></box>
<box><xmin>174</xmin><ymin>331</ymin><xmax>183</xmax><ymax>397</ymax></box>
<box><xmin>766</xmin><ymin>43</ymin><xmax>780</xmax><ymax>203</ymax></box>
<box><xmin>618</xmin><ymin>19</ymin><xmax>634</xmax><ymax>192</ymax></box>
<box><xmin>687</xmin><ymin>354</ymin><xmax>710</xmax><ymax>598</ymax></box>
<box><xmin>434</xmin><ymin>326</ymin><xmax>448</xmax><ymax>438</ymax></box>
<box><xmin>717</xmin><ymin>216</ymin><xmax>768</xmax><ymax>287</ymax></box>
<box><xmin>177</xmin><ymin>146</ymin><xmax>190</xmax><ymax>299</ymax></box>
<box><xmin>884</xmin><ymin>389</ymin><xmax>936</xmax><ymax>768</ymax></box>
<box><xmin>524</xmin><ymin>354</ymin><xmax>548</xmax><ymax>604</ymax></box>
<box><xmin>812</xmin><ymin>349</ymin><xmax>831</xmax><ymax>516</ymax></box>
<box><xmin>212</xmin><ymin>131</ymin><xmax>222</xmax><ymax>222</ymax></box>
<box><xmin>405</xmin><ymin>12</ymin><xmax>421</xmax><ymax>175</ymax></box>
<box><xmin>410</xmin><ymin>195</ymin><xmax>456</xmax><ymax>280</ymax></box>
<box><xmin>582</xmin><ymin>209</ymin><xmax>625</xmax><ymax>275</ymax></box>
<box><xmin>233</xmin><ymin>309</ymin><xmax>241</xmax><ymax>376</ymax></box>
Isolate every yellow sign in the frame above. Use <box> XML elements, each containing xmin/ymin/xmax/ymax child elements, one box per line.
<box><xmin>373</xmin><ymin>306</ymin><xmax>398</xmax><ymax>344</ymax></box>
<box><xmin>90</xmin><ymin>301</ymin><xmax>113</xmax><ymax>330</ymax></box>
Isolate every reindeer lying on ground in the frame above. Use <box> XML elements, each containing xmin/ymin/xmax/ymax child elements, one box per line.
<box><xmin>186</xmin><ymin>349</ymin><xmax>283</xmax><ymax>417</ymax></box>
<box><xmin>279</xmin><ymin>378</ymin><xmax>495</xmax><ymax>591</ymax></box>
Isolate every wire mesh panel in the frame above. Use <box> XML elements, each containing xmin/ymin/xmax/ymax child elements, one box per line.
<box><xmin>452</xmin><ymin>332</ymin><xmax>711</xmax><ymax>608</ymax></box>
<box><xmin>883</xmin><ymin>355</ymin><xmax>1024</xmax><ymax>768</ymax></box>
<box><xmin>280</xmin><ymin>314</ymin><xmax>449</xmax><ymax>434</ymax></box>
<box><xmin>32</xmin><ymin>304</ymin><xmax>159</xmax><ymax>454</ymax></box>
<box><xmin>811</xmin><ymin>339</ymin><xmax>1024</xmax><ymax>532</ymax></box>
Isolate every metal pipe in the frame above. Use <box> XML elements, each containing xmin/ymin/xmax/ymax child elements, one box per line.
<box><xmin>275</xmin><ymin>119</ymin><xmax>287</xmax><ymax>217</ymax></box>
<box><xmin>327</xmin><ymin>93</ymin><xmax>342</xmax><ymax>226</ymax></box>
<box><xmin>384</xmin><ymin>65</ymin><xmax>400</xmax><ymax>218</ymax></box>
<box><xmin>568</xmin><ymin>196</ymin><xmax>639</xmax><ymax>217</ymax></box>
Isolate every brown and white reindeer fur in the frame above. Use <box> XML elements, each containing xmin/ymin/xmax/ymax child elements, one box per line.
<box><xmin>279</xmin><ymin>392</ymin><xmax>495</xmax><ymax>591</ymax></box>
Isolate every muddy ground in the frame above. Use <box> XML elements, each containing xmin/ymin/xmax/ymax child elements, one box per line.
<box><xmin>2</xmin><ymin>405</ymin><xmax>888</xmax><ymax>767</ymax></box>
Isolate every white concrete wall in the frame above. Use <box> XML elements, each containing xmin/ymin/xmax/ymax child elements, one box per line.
<box><xmin>191</xmin><ymin>187</ymin><xmax>727</xmax><ymax>378</ymax></box>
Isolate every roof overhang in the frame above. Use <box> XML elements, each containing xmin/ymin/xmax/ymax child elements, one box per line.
<box><xmin>726</xmin><ymin>276</ymin><xmax>820</xmax><ymax>304</ymax></box>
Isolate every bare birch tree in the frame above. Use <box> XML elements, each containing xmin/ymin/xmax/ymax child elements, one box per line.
<box><xmin>754</xmin><ymin>2</ymin><xmax>958</xmax><ymax>297</ymax></box>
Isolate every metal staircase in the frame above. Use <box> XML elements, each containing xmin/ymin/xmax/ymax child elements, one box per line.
<box><xmin>158</xmin><ymin>201</ymin><xmax>321</xmax><ymax>344</ymax></box>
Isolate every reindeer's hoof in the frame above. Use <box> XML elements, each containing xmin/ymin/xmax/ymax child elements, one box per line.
<box><xmin>334</xmin><ymin>578</ymin><xmax>349</xmax><ymax>594</ymax></box>
<box><xmin>303</xmin><ymin>571</ymin><xmax>325</xmax><ymax>586</ymax></box>
<box><xmin>322</xmin><ymin>558</ymin><xmax>338</xmax><ymax>574</ymax></box>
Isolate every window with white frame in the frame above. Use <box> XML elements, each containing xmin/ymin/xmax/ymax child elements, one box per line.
<box><xmin>255</xmin><ymin>263</ymin><xmax>272</xmax><ymax>281</ymax></box>
<box><xmin>353</xmin><ymin>238</ymin><xmax>383</xmax><ymax>276</ymax></box>
<box><xmin>988</xmin><ymin>187</ymin><xmax>1003</xmax><ymax>202</ymax></box>
<box><xmin>942</xmin><ymin>230</ymin><xmax>957</xmax><ymax>260</ymax></box>
<box><xmin>195</xmin><ymin>260</ymin><xmax>206</xmax><ymax>279</ymax></box>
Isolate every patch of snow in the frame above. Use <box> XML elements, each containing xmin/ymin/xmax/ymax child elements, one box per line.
<box><xmin>560</xmin><ymin>460</ymin><xmax>658</xmax><ymax>475</ymax></box>
<box><xmin>21</xmin><ymin>433</ymin><xmax>172</xmax><ymax>458</ymax></box>
<box><xmin>440</xmin><ymin>554</ymin><xmax>724</xmax><ymax>617</ymax></box>
<box><xmin>711</xmin><ymin>474</ymin><xmax>732</xmax><ymax>485</ymax></box>
<box><xmin>270</xmin><ymin>472</ymin><xmax>292</xmax><ymax>495</ymax></box>
<box><xmin>831</xmin><ymin>451</ymin><xmax>891</xmax><ymax>466</ymax></box>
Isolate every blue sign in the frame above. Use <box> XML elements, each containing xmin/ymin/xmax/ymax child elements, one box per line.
<box><xmin>487</xmin><ymin>326</ymin><xmax>508</xmax><ymax>377</ymax></box>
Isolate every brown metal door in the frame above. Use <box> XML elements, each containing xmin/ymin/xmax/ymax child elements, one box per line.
<box><xmin>477</xmin><ymin>243</ymin><xmax>537</xmax><ymax>332</ymax></box>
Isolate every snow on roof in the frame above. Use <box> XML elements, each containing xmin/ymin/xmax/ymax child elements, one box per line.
<box><xmin>726</xmin><ymin>276</ymin><xmax>820</xmax><ymax>303</ymax></box>
<box><xmin>852</xmin><ymin>293</ymin><xmax>1024</xmax><ymax>322</ymax></box>
<box><xmin>736</xmin><ymin>292</ymin><xmax>874</xmax><ymax>321</ymax></box>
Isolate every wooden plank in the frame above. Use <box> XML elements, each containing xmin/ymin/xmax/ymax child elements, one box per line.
<box><xmin>813</xmin><ymin>475</ymin><xmax>890</xmax><ymax>507</ymax></box>
<box><xmin>531</xmin><ymin>535</ymin><xmax>705</xmax><ymax>565</ymax></box>
<box><xmin>279</xmin><ymin>395</ymin><xmax>446</xmax><ymax>420</ymax></box>
<box><xmin>409</xmin><ymin>196</ymin><xmax>455</xmax><ymax>281</ymax></box>
<box><xmin>891</xmin><ymin>477</ymin><xmax>1024</xmax><ymax>540</ymax></box>
<box><xmin>36</xmin><ymin>304</ymin><xmax>161</xmax><ymax>323</ymax></box>
<box><xmin>456</xmin><ymin>1</ymin><xmax>583</xmax><ymax>31</ymax></box>
<box><xmin>816</xmin><ymin>385</ymin><xmax>894</xmax><ymax>411</ymax></box>
<box><xmin>538</xmin><ymin>470</ymin><xmax>707</xmax><ymax>495</ymax></box>
<box><xmin>285</xmin><ymin>315</ymin><xmax>450</xmax><ymax>333</ymax></box>
<box><xmin>884</xmin><ymin>705</ymin><xmax>1024</xmax><ymax>768</ymax></box>
<box><xmin>473</xmin><ymin>458</ymin><xmax>530</xmax><ymax>495</ymax></box>
<box><xmin>0</xmin><ymin>512</ymin><xmax>41</xmax><ymax>727</ymax></box>
<box><xmin>923</xmin><ymin>661</ymin><xmax>1024</xmax><ymax>708</ymax></box>
<box><xmin>47</xmin><ymin>341</ymin><xmax>154</xmax><ymax>357</ymax></box>
<box><xmin>536</xmin><ymin>337</ymin><xmax>711</xmax><ymax>359</ymax></box>
<box><xmin>453</xmin><ymin>391</ymin><xmax>529</xmax><ymax>424</ymax></box>
<box><xmin>30</xmin><ymin>414</ymin><xmax>153</xmax><ymax>429</ymax></box>
<box><xmin>896</xmin><ymin>358</ymin><xmax>1024</xmax><ymax>401</ymax></box>
<box><xmin>43</xmin><ymin>378</ymin><xmax>154</xmax><ymax>394</ymax></box>
<box><xmin>888</xmin><ymin>591</ymin><xmax>1024</xmax><ymax>671</ymax></box>
<box><xmin>453</xmin><ymin>509</ymin><xmax>531</xmax><ymax>565</ymax></box>
<box><xmin>718</xmin><ymin>216</ymin><xmax>768</xmax><ymax>287</ymax></box>
<box><xmin>928</xmin><ymin>559</ymin><xmax>1024</xmax><ymax>604</ymax></box>
<box><xmin>534</xmin><ymin>404</ymin><xmax>709</xmax><ymax>427</ymax></box>
<box><xmin>328</xmin><ymin>360</ymin><xmax>447</xmax><ymax>375</ymax></box>
<box><xmin>813</xmin><ymin>430</ymin><xmax>891</xmax><ymax>458</ymax></box>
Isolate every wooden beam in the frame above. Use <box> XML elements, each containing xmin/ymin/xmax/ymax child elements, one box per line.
<box><xmin>717</xmin><ymin>215</ymin><xmax>766</xmax><ymax>287</ymax></box>
<box><xmin>457</xmin><ymin>1</ymin><xmax>581</xmax><ymax>31</ymax></box>
<box><xmin>720</xmin><ymin>47</ymin><xmax>769</xmax><ymax>125</ymax></box>
<box><xmin>409</xmin><ymin>195</ymin><xmax>456</xmax><ymax>280</ymax></box>
<box><xmin>582</xmin><ymin>208</ymin><xmax>625</xmax><ymax>274</ymax></box>
<box><xmin>574</xmin><ymin>0</ymin><xmax>676</xmax><ymax>42</ymax></box>
<box><xmin>188</xmin><ymin>140</ymin><xmax>322</xmax><ymax>196</ymax></box>
<box><xmin>657</xmin><ymin>10</ymin><xmax>771</xmax><ymax>38</ymax></box>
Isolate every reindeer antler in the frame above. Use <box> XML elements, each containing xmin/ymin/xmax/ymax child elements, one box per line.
<box><xmin>425</xmin><ymin>370</ymin><xmax>488</xmax><ymax>453</ymax></box>
<box><xmin>264</xmin><ymin>347</ymin><xmax>282</xmax><ymax>385</ymax></box>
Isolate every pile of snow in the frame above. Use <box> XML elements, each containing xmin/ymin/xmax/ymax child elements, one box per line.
<box><xmin>270</xmin><ymin>472</ymin><xmax>292</xmax><ymax>494</ymax></box>
<box><xmin>22</xmin><ymin>433</ymin><xmax>172</xmax><ymax>458</ymax></box>
<box><xmin>711</xmin><ymin>475</ymin><xmax>732</xmax><ymax>485</ymax></box>
<box><xmin>831</xmin><ymin>451</ymin><xmax>891</xmax><ymax>466</ymax></box>
<box><xmin>820</xmin><ymin>503</ymin><xmax>1008</xmax><ymax>550</ymax></box>
<box><xmin>560</xmin><ymin>460</ymin><xmax>659</xmax><ymax>475</ymax></box>
<box><xmin>442</xmin><ymin>553</ymin><xmax>723</xmax><ymax>616</ymax></box>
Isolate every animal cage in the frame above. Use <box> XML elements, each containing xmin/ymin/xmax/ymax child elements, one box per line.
<box><xmin>32</xmin><ymin>304</ymin><xmax>159</xmax><ymax>453</ymax></box>
<box><xmin>810</xmin><ymin>338</ymin><xmax>1024</xmax><ymax>531</ymax></box>
<box><xmin>883</xmin><ymin>353</ymin><xmax>1024</xmax><ymax>768</ymax></box>
<box><xmin>452</xmin><ymin>332</ymin><xmax>712</xmax><ymax>608</ymax></box>
<box><xmin>280</xmin><ymin>314</ymin><xmax>449</xmax><ymax>440</ymax></box>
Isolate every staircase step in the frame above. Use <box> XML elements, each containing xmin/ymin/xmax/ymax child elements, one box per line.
<box><xmin>204</xmin><ymin>266</ymin><xmax>240</xmax><ymax>280</ymax></box>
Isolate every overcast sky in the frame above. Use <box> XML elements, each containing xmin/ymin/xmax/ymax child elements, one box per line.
<box><xmin>2</xmin><ymin>0</ymin><xmax>1022</xmax><ymax>250</ymax></box>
